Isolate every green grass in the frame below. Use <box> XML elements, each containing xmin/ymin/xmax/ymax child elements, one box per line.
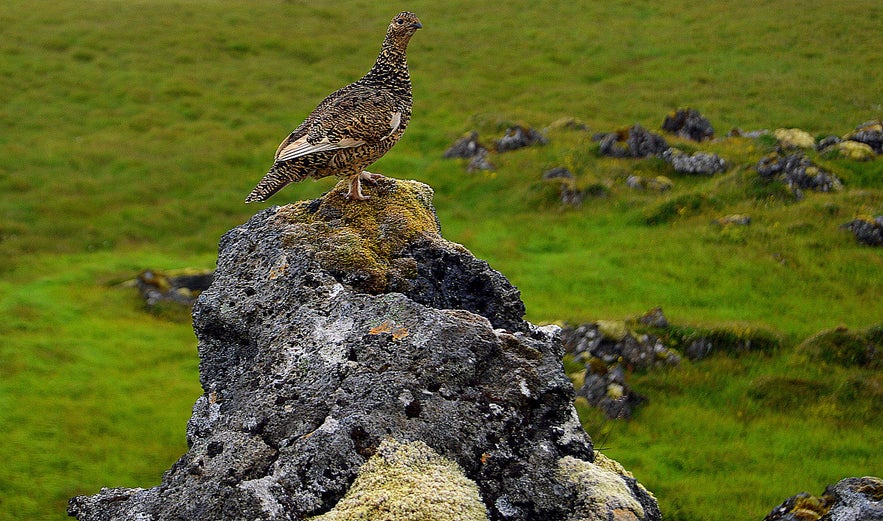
<box><xmin>1</xmin><ymin>0</ymin><xmax>881</xmax><ymax>519</ymax></box>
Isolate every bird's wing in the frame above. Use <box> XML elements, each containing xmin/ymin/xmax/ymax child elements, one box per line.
<box><xmin>274</xmin><ymin>86</ymin><xmax>402</xmax><ymax>163</ymax></box>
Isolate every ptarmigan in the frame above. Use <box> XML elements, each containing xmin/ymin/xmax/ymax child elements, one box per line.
<box><xmin>245</xmin><ymin>12</ymin><xmax>422</xmax><ymax>203</ymax></box>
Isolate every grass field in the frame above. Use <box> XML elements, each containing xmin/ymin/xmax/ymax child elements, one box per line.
<box><xmin>1</xmin><ymin>1</ymin><xmax>881</xmax><ymax>519</ymax></box>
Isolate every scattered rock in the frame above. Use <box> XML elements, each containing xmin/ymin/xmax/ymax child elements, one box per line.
<box><xmin>842</xmin><ymin>215</ymin><xmax>883</xmax><ymax>246</ymax></box>
<box><xmin>714</xmin><ymin>214</ymin><xmax>751</xmax><ymax>226</ymax></box>
<box><xmin>661</xmin><ymin>108</ymin><xmax>714</xmax><ymax>141</ymax></box>
<box><xmin>546</xmin><ymin>117</ymin><xmax>590</xmax><ymax>132</ymax></box>
<box><xmin>596</xmin><ymin>124</ymin><xmax>669</xmax><ymax>158</ymax></box>
<box><xmin>845</xmin><ymin>120</ymin><xmax>883</xmax><ymax>154</ymax></box>
<box><xmin>835</xmin><ymin>140</ymin><xmax>877</xmax><ymax>161</ymax></box>
<box><xmin>756</xmin><ymin>152</ymin><xmax>843</xmax><ymax>193</ymax></box>
<box><xmin>728</xmin><ymin>128</ymin><xmax>770</xmax><ymax>139</ymax></box>
<box><xmin>662</xmin><ymin>148</ymin><xmax>727</xmax><ymax>175</ymax></box>
<box><xmin>133</xmin><ymin>268</ymin><xmax>214</xmax><ymax>308</ymax></box>
<box><xmin>637</xmin><ymin>307</ymin><xmax>669</xmax><ymax>329</ymax></box>
<box><xmin>467</xmin><ymin>148</ymin><xmax>496</xmax><ymax>172</ymax></box>
<box><xmin>542</xmin><ymin>167</ymin><xmax>575</xmax><ymax>181</ymax></box>
<box><xmin>444</xmin><ymin>131</ymin><xmax>488</xmax><ymax>159</ymax></box>
<box><xmin>69</xmin><ymin>178</ymin><xmax>659</xmax><ymax>521</ymax></box>
<box><xmin>625</xmin><ymin>175</ymin><xmax>673</xmax><ymax>192</ymax></box>
<box><xmin>561</xmin><ymin>316</ymin><xmax>680</xmax><ymax>419</ymax></box>
<box><xmin>763</xmin><ymin>476</ymin><xmax>883</xmax><ymax>521</ymax></box>
<box><xmin>444</xmin><ymin>132</ymin><xmax>496</xmax><ymax>172</ymax></box>
<box><xmin>774</xmin><ymin>128</ymin><xmax>816</xmax><ymax>149</ymax></box>
<box><xmin>495</xmin><ymin>125</ymin><xmax>548</xmax><ymax>152</ymax></box>
<box><xmin>575</xmin><ymin>361</ymin><xmax>647</xmax><ymax>420</ymax></box>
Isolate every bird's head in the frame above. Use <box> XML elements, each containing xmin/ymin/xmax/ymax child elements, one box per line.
<box><xmin>388</xmin><ymin>12</ymin><xmax>422</xmax><ymax>41</ymax></box>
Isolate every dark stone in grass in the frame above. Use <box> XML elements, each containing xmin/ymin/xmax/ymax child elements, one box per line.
<box><xmin>661</xmin><ymin>108</ymin><xmax>714</xmax><ymax>141</ymax></box>
<box><xmin>443</xmin><ymin>131</ymin><xmax>496</xmax><ymax>172</ymax></box>
<box><xmin>69</xmin><ymin>179</ymin><xmax>658</xmax><ymax>521</ymax></box>
<box><xmin>135</xmin><ymin>269</ymin><xmax>214</xmax><ymax>308</ymax></box>
<box><xmin>662</xmin><ymin>148</ymin><xmax>727</xmax><ymax>175</ymax></box>
<box><xmin>595</xmin><ymin>124</ymin><xmax>669</xmax><ymax>158</ymax></box>
<box><xmin>763</xmin><ymin>476</ymin><xmax>883</xmax><ymax>521</ymax></box>
<box><xmin>756</xmin><ymin>152</ymin><xmax>843</xmax><ymax>193</ymax></box>
<box><xmin>845</xmin><ymin>120</ymin><xmax>883</xmax><ymax>154</ymax></box>
<box><xmin>842</xmin><ymin>215</ymin><xmax>883</xmax><ymax>246</ymax></box>
<box><xmin>494</xmin><ymin>125</ymin><xmax>548</xmax><ymax>152</ymax></box>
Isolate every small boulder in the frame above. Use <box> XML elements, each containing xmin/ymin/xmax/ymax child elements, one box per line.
<box><xmin>596</xmin><ymin>125</ymin><xmax>669</xmax><ymax>158</ymax></box>
<box><xmin>844</xmin><ymin>120</ymin><xmax>883</xmax><ymax>154</ymax></box>
<box><xmin>443</xmin><ymin>131</ymin><xmax>487</xmax><ymax>159</ymax></box>
<box><xmin>756</xmin><ymin>152</ymin><xmax>843</xmax><ymax>193</ymax></box>
<box><xmin>836</xmin><ymin>140</ymin><xmax>877</xmax><ymax>161</ymax></box>
<box><xmin>763</xmin><ymin>476</ymin><xmax>883</xmax><ymax>521</ymax></box>
<box><xmin>774</xmin><ymin>128</ymin><xmax>816</xmax><ymax>149</ymax></box>
<box><xmin>661</xmin><ymin>108</ymin><xmax>714</xmax><ymax>141</ymax></box>
<box><xmin>842</xmin><ymin>215</ymin><xmax>883</xmax><ymax>246</ymax></box>
<box><xmin>714</xmin><ymin>214</ymin><xmax>751</xmax><ymax>226</ymax></box>
<box><xmin>626</xmin><ymin>175</ymin><xmax>673</xmax><ymax>192</ymax></box>
<box><xmin>495</xmin><ymin>125</ymin><xmax>548</xmax><ymax>152</ymax></box>
<box><xmin>662</xmin><ymin>148</ymin><xmax>727</xmax><ymax>175</ymax></box>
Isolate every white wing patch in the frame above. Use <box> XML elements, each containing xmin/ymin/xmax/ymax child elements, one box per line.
<box><xmin>275</xmin><ymin>136</ymin><xmax>365</xmax><ymax>162</ymax></box>
<box><xmin>383</xmin><ymin>111</ymin><xmax>402</xmax><ymax>140</ymax></box>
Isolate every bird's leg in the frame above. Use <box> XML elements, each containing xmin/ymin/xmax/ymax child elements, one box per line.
<box><xmin>360</xmin><ymin>171</ymin><xmax>385</xmax><ymax>185</ymax></box>
<box><xmin>346</xmin><ymin>175</ymin><xmax>370</xmax><ymax>201</ymax></box>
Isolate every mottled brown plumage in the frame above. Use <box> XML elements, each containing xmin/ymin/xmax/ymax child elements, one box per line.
<box><xmin>245</xmin><ymin>12</ymin><xmax>422</xmax><ymax>203</ymax></box>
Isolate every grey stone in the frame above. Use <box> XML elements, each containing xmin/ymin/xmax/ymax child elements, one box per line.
<box><xmin>69</xmin><ymin>179</ymin><xmax>658</xmax><ymax>521</ymax></box>
<box><xmin>661</xmin><ymin>108</ymin><xmax>714</xmax><ymax>141</ymax></box>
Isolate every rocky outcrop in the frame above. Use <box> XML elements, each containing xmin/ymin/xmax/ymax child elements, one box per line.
<box><xmin>595</xmin><ymin>125</ymin><xmax>669</xmax><ymax>158</ymax></box>
<box><xmin>69</xmin><ymin>178</ymin><xmax>659</xmax><ymax>521</ymax></box>
<box><xmin>756</xmin><ymin>152</ymin><xmax>843</xmax><ymax>194</ymax></box>
<box><xmin>662</xmin><ymin>148</ymin><xmax>727</xmax><ymax>175</ymax></box>
<box><xmin>842</xmin><ymin>215</ymin><xmax>883</xmax><ymax>246</ymax></box>
<box><xmin>495</xmin><ymin>125</ymin><xmax>548</xmax><ymax>152</ymax></box>
<box><xmin>661</xmin><ymin>108</ymin><xmax>714</xmax><ymax>141</ymax></box>
<box><xmin>763</xmin><ymin>476</ymin><xmax>883</xmax><ymax>521</ymax></box>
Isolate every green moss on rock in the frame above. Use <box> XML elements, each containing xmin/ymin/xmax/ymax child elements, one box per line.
<box><xmin>272</xmin><ymin>178</ymin><xmax>444</xmax><ymax>293</ymax></box>
<box><xmin>309</xmin><ymin>439</ymin><xmax>488</xmax><ymax>521</ymax></box>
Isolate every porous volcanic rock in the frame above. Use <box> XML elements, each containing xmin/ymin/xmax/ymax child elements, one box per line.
<box><xmin>69</xmin><ymin>178</ymin><xmax>659</xmax><ymax>521</ymax></box>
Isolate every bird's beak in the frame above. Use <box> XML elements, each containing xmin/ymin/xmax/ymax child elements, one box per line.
<box><xmin>412</xmin><ymin>21</ymin><xmax>423</xmax><ymax>29</ymax></box>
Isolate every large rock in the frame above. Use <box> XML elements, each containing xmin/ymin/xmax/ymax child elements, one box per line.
<box><xmin>763</xmin><ymin>476</ymin><xmax>883</xmax><ymax>521</ymax></box>
<box><xmin>69</xmin><ymin>178</ymin><xmax>659</xmax><ymax>521</ymax></box>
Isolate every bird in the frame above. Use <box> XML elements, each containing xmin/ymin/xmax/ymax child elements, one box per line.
<box><xmin>245</xmin><ymin>12</ymin><xmax>422</xmax><ymax>203</ymax></box>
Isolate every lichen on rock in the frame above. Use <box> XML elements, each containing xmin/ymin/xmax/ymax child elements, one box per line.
<box><xmin>69</xmin><ymin>178</ymin><xmax>659</xmax><ymax>521</ymax></box>
<box><xmin>309</xmin><ymin>439</ymin><xmax>488</xmax><ymax>521</ymax></box>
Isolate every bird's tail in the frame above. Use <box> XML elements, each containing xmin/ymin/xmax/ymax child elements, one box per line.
<box><xmin>244</xmin><ymin>163</ymin><xmax>308</xmax><ymax>203</ymax></box>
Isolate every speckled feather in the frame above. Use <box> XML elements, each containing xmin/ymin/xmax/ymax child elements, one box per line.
<box><xmin>245</xmin><ymin>12</ymin><xmax>422</xmax><ymax>203</ymax></box>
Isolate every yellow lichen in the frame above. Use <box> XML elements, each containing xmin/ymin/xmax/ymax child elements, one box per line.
<box><xmin>596</xmin><ymin>320</ymin><xmax>628</xmax><ymax>342</ymax></box>
<box><xmin>774</xmin><ymin>128</ymin><xmax>816</xmax><ymax>149</ymax></box>
<box><xmin>557</xmin><ymin>455</ymin><xmax>646</xmax><ymax>520</ymax></box>
<box><xmin>309</xmin><ymin>439</ymin><xmax>488</xmax><ymax>521</ymax></box>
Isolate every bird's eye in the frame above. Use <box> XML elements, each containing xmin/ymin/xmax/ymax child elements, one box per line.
<box><xmin>396</xmin><ymin>19</ymin><xmax>404</xmax><ymax>24</ymax></box>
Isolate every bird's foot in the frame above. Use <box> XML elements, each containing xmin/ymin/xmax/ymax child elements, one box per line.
<box><xmin>359</xmin><ymin>171</ymin><xmax>385</xmax><ymax>185</ymax></box>
<box><xmin>346</xmin><ymin>176</ymin><xmax>371</xmax><ymax>201</ymax></box>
